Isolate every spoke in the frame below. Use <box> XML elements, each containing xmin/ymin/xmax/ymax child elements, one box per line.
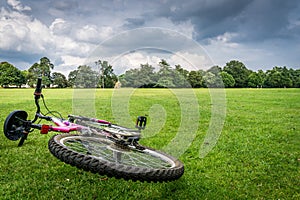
<box><xmin>113</xmin><ymin>151</ymin><xmax>122</xmax><ymax>163</ymax></box>
<box><xmin>127</xmin><ymin>153</ymin><xmax>138</xmax><ymax>166</ymax></box>
<box><xmin>61</xmin><ymin>136</ymin><xmax>174</xmax><ymax>169</ymax></box>
<box><xmin>127</xmin><ymin>153</ymin><xmax>150</xmax><ymax>167</ymax></box>
<box><xmin>127</xmin><ymin>152</ymin><xmax>169</xmax><ymax>168</ymax></box>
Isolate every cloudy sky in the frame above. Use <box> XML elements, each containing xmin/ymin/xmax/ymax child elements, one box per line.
<box><xmin>0</xmin><ymin>0</ymin><xmax>299</xmax><ymax>75</ymax></box>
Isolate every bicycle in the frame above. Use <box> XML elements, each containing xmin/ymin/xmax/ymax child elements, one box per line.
<box><xmin>3</xmin><ymin>78</ymin><xmax>184</xmax><ymax>182</ymax></box>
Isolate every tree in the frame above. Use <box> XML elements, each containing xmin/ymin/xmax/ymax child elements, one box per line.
<box><xmin>247</xmin><ymin>70</ymin><xmax>266</xmax><ymax>88</ymax></box>
<box><xmin>0</xmin><ymin>62</ymin><xmax>26</xmax><ymax>87</ymax></box>
<box><xmin>156</xmin><ymin>59</ymin><xmax>175</xmax><ymax>87</ymax></box>
<box><xmin>120</xmin><ymin>68</ymin><xmax>138</xmax><ymax>87</ymax></box>
<box><xmin>52</xmin><ymin>72</ymin><xmax>68</xmax><ymax>88</ymax></box>
<box><xmin>220</xmin><ymin>71</ymin><xmax>235</xmax><ymax>88</ymax></box>
<box><xmin>130</xmin><ymin>63</ymin><xmax>158</xmax><ymax>87</ymax></box>
<box><xmin>203</xmin><ymin>66</ymin><xmax>224</xmax><ymax>88</ymax></box>
<box><xmin>203</xmin><ymin>72</ymin><xmax>216</xmax><ymax>87</ymax></box>
<box><xmin>223</xmin><ymin>60</ymin><xmax>251</xmax><ymax>87</ymax></box>
<box><xmin>264</xmin><ymin>66</ymin><xmax>293</xmax><ymax>88</ymax></box>
<box><xmin>68</xmin><ymin>65</ymin><xmax>98</xmax><ymax>88</ymax></box>
<box><xmin>174</xmin><ymin>64</ymin><xmax>190</xmax><ymax>87</ymax></box>
<box><xmin>289</xmin><ymin>69</ymin><xmax>300</xmax><ymax>88</ymax></box>
<box><xmin>95</xmin><ymin>60</ymin><xmax>118</xmax><ymax>88</ymax></box>
<box><xmin>203</xmin><ymin>72</ymin><xmax>225</xmax><ymax>88</ymax></box>
<box><xmin>188</xmin><ymin>70</ymin><xmax>204</xmax><ymax>88</ymax></box>
<box><xmin>156</xmin><ymin>59</ymin><xmax>190</xmax><ymax>88</ymax></box>
<box><xmin>68</xmin><ymin>69</ymin><xmax>78</xmax><ymax>87</ymax></box>
<box><xmin>27</xmin><ymin>57</ymin><xmax>54</xmax><ymax>87</ymax></box>
<box><xmin>207</xmin><ymin>65</ymin><xmax>222</xmax><ymax>75</ymax></box>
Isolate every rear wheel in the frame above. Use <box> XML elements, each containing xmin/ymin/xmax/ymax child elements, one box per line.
<box><xmin>3</xmin><ymin>110</ymin><xmax>28</xmax><ymax>141</ymax></box>
<box><xmin>48</xmin><ymin>134</ymin><xmax>184</xmax><ymax>182</ymax></box>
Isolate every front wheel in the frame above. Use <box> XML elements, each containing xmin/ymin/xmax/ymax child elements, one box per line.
<box><xmin>3</xmin><ymin>110</ymin><xmax>28</xmax><ymax>141</ymax></box>
<box><xmin>48</xmin><ymin>134</ymin><xmax>184</xmax><ymax>182</ymax></box>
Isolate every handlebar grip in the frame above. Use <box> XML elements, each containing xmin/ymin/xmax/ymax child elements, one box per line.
<box><xmin>34</xmin><ymin>78</ymin><xmax>42</xmax><ymax>95</ymax></box>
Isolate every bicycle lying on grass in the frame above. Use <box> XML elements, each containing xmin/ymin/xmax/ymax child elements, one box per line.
<box><xmin>3</xmin><ymin>78</ymin><xmax>184</xmax><ymax>182</ymax></box>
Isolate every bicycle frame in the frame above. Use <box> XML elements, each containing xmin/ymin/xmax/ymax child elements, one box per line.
<box><xmin>18</xmin><ymin>78</ymin><xmax>146</xmax><ymax>146</ymax></box>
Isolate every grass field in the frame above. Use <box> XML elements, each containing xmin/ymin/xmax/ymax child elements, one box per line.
<box><xmin>0</xmin><ymin>88</ymin><xmax>299</xmax><ymax>199</ymax></box>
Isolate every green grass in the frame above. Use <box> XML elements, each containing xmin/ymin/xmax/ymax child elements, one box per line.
<box><xmin>0</xmin><ymin>88</ymin><xmax>299</xmax><ymax>199</ymax></box>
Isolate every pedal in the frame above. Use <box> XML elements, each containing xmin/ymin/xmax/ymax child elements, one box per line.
<box><xmin>136</xmin><ymin>116</ymin><xmax>147</xmax><ymax>130</ymax></box>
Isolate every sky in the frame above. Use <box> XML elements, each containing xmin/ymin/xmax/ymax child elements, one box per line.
<box><xmin>0</xmin><ymin>0</ymin><xmax>300</xmax><ymax>75</ymax></box>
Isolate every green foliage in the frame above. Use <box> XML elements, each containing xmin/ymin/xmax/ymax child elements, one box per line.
<box><xmin>68</xmin><ymin>61</ymin><xmax>118</xmax><ymax>88</ymax></box>
<box><xmin>121</xmin><ymin>60</ymin><xmax>190</xmax><ymax>88</ymax></box>
<box><xmin>121</xmin><ymin>63</ymin><xmax>158</xmax><ymax>88</ymax></box>
<box><xmin>27</xmin><ymin>57</ymin><xmax>54</xmax><ymax>87</ymax></box>
<box><xmin>174</xmin><ymin>64</ymin><xmax>190</xmax><ymax>87</ymax></box>
<box><xmin>68</xmin><ymin>65</ymin><xmax>98</xmax><ymax>88</ymax></box>
<box><xmin>0</xmin><ymin>62</ymin><xmax>26</xmax><ymax>87</ymax></box>
<box><xmin>220</xmin><ymin>71</ymin><xmax>235</xmax><ymax>88</ymax></box>
<box><xmin>290</xmin><ymin>69</ymin><xmax>300</xmax><ymax>87</ymax></box>
<box><xmin>187</xmin><ymin>70</ymin><xmax>204</xmax><ymax>88</ymax></box>
<box><xmin>95</xmin><ymin>60</ymin><xmax>118</xmax><ymax>88</ymax></box>
<box><xmin>203</xmin><ymin>66</ymin><xmax>224</xmax><ymax>88</ymax></box>
<box><xmin>52</xmin><ymin>72</ymin><xmax>68</xmax><ymax>88</ymax></box>
<box><xmin>265</xmin><ymin>66</ymin><xmax>293</xmax><ymax>88</ymax></box>
<box><xmin>156</xmin><ymin>59</ymin><xmax>176</xmax><ymax>88</ymax></box>
<box><xmin>158</xmin><ymin>60</ymin><xmax>189</xmax><ymax>88</ymax></box>
<box><xmin>223</xmin><ymin>60</ymin><xmax>252</xmax><ymax>87</ymax></box>
<box><xmin>120</xmin><ymin>60</ymin><xmax>299</xmax><ymax>88</ymax></box>
<box><xmin>247</xmin><ymin>70</ymin><xmax>265</xmax><ymax>88</ymax></box>
<box><xmin>1</xmin><ymin>58</ymin><xmax>299</xmax><ymax>89</ymax></box>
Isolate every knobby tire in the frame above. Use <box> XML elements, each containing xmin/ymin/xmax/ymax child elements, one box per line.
<box><xmin>48</xmin><ymin>134</ymin><xmax>184</xmax><ymax>182</ymax></box>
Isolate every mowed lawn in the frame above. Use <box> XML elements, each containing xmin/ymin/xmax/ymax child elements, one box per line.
<box><xmin>0</xmin><ymin>88</ymin><xmax>299</xmax><ymax>199</ymax></box>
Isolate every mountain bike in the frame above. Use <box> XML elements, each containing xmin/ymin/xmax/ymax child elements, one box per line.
<box><xmin>3</xmin><ymin>78</ymin><xmax>184</xmax><ymax>182</ymax></box>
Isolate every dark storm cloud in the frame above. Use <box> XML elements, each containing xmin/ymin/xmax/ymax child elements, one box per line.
<box><xmin>0</xmin><ymin>49</ymin><xmax>42</xmax><ymax>70</ymax></box>
<box><xmin>1</xmin><ymin>0</ymin><xmax>299</xmax><ymax>71</ymax></box>
<box><xmin>141</xmin><ymin>0</ymin><xmax>300</xmax><ymax>42</ymax></box>
<box><xmin>139</xmin><ymin>0</ymin><xmax>251</xmax><ymax>39</ymax></box>
<box><xmin>235</xmin><ymin>0</ymin><xmax>300</xmax><ymax>42</ymax></box>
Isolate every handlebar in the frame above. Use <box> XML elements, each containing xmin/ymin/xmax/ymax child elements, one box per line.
<box><xmin>34</xmin><ymin>77</ymin><xmax>42</xmax><ymax>99</ymax></box>
<box><xmin>32</xmin><ymin>78</ymin><xmax>42</xmax><ymax>122</ymax></box>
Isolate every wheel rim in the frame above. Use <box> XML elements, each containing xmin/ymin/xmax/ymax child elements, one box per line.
<box><xmin>59</xmin><ymin>136</ymin><xmax>176</xmax><ymax>169</ymax></box>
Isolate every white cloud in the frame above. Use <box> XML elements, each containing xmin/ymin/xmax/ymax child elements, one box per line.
<box><xmin>50</xmin><ymin>18</ymin><xmax>72</xmax><ymax>35</ymax></box>
<box><xmin>75</xmin><ymin>25</ymin><xmax>114</xmax><ymax>43</ymax></box>
<box><xmin>7</xmin><ymin>0</ymin><xmax>31</xmax><ymax>12</ymax></box>
<box><xmin>98</xmin><ymin>49</ymin><xmax>212</xmax><ymax>75</ymax></box>
<box><xmin>112</xmin><ymin>51</ymin><xmax>161</xmax><ymax>71</ymax></box>
<box><xmin>208</xmin><ymin>32</ymin><xmax>240</xmax><ymax>48</ymax></box>
<box><xmin>0</xmin><ymin>7</ymin><xmax>51</xmax><ymax>52</ymax></box>
<box><xmin>0</xmin><ymin>6</ymin><xmax>104</xmax><ymax>72</ymax></box>
<box><xmin>170</xmin><ymin>51</ymin><xmax>211</xmax><ymax>70</ymax></box>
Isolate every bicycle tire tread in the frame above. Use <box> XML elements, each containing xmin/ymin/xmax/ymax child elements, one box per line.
<box><xmin>48</xmin><ymin>134</ymin><xmax>184</xmax><ymax>182</ymax></box>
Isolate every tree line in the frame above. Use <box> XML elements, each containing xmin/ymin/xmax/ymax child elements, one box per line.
<box><xmin>0</xmin><ymin>57</ymin><xmax>299</xmax><ymax>88</ymax></box>
<box><xmin>0</xmin><ymin>57</ymin><xmax>117</xmax><ymax>88</ymax></box>
<box><xmin>120</xmin><ymin>59</ymin><xmax>300</xmax><ymax>88</ymax></box>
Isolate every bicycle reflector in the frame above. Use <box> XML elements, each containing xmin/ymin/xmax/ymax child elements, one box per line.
<box><xmin>40</xmin><ymin>124</ymin><xmax>50</xmax><ymax>134</ymax></box>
